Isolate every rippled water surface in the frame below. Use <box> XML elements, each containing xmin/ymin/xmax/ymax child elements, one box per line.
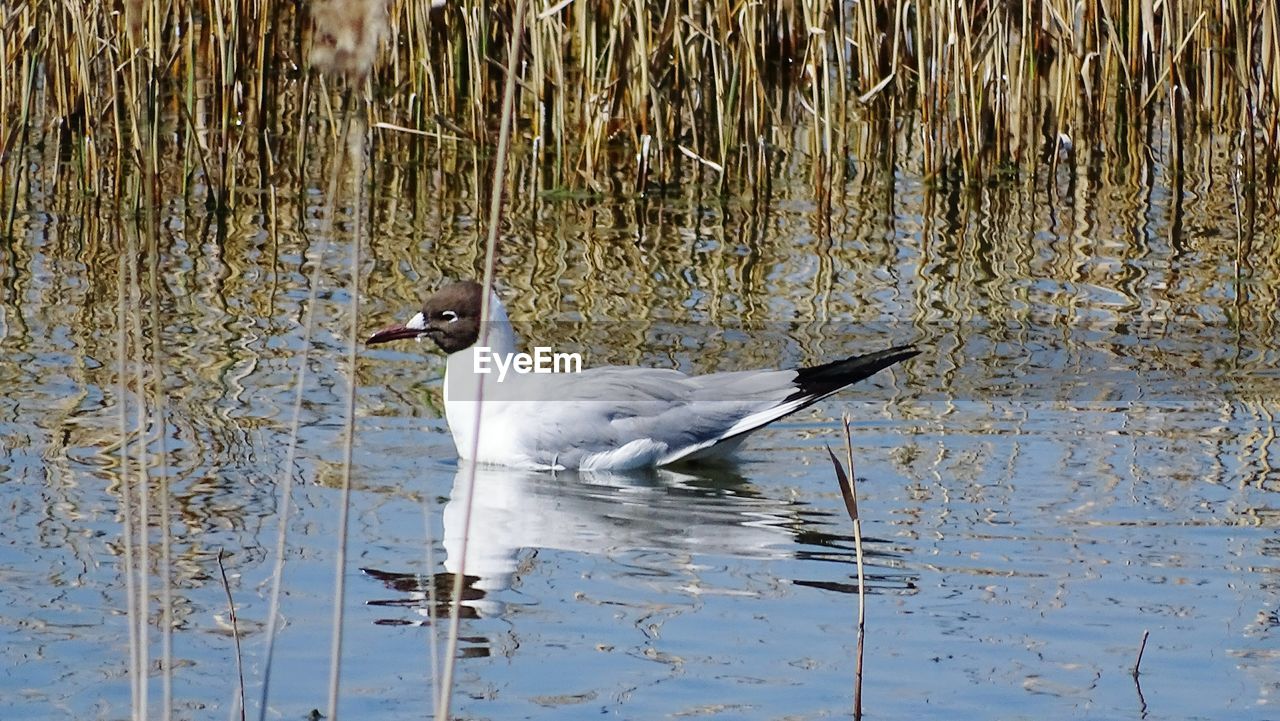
<box><xmin>2</xmin><ymin>143</ymin><xmax>1279</xmax><ymax>720</ymax></box>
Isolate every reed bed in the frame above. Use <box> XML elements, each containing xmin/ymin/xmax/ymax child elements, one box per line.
<box><xmin>2</xmin><ymin>0</ymin><xmax>1277</xmax><ymax>213</ymax></box>
<box><xmin>11</xmin><ymin>2</ymin><xmax>1276</xmax><ymax>719</ymax></box>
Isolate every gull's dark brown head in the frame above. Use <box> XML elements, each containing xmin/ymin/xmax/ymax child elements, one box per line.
<box><xmin>367</xmin><ymin>281</ymin><xmax>484</xmax><ymax>354</ymax></box>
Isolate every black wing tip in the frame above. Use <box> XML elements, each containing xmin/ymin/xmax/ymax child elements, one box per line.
<box><xmin>793</xmin><ymin>344</ymin><xmax>921</xmax><ymax>399</ymax></box>
<box><xmin>873</xmin><ymin>344</ymin><xmax>921</xmax><ymax>361</ymax></box>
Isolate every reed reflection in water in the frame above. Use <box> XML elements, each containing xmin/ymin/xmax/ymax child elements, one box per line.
<box><xmin>1</xmin><ymin>119</ymin><xmax>1278</xmax><ymax>718</ymax></box>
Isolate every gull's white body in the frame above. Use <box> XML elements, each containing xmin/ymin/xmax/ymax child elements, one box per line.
<box><xmin>443</xmin><ymin>344</ymin><xmax>809</xmax><ymax>470</ymax></box>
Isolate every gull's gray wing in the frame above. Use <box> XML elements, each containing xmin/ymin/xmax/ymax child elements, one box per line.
<box><xmin>506</xmin><ymin>365</ymin><xmax>795</xmax><ymax>468</ymax></box>
<box><xmin>499</xmin><ymin>345</ymin><xmax>917</xmax><ymax>468</ymax></box>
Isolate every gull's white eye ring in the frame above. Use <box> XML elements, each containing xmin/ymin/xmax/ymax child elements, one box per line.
<box><xmin>441</xmin><ymin>310</ymin><xmax>459</xmax><ymax>323</ymax></box>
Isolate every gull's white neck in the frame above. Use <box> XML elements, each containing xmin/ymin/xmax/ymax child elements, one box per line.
<box><xmin>443</xmin><ymin>291</ymin><xmax>518</xmax><ymax>461</ymax></box>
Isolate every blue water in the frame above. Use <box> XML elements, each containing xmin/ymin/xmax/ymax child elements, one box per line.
<box><xmin>2</xmin><ymin>155</ymin><xmax>1278</xmax><ymax>720</ymax></box>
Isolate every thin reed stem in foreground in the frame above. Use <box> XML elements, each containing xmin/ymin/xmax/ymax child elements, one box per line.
<box><xmin>217</xmin><ymin>550</ymin><xmax>248</xmax><ymax>721</ymax></box>
<box><xmin>125</xmin><ymin>224</ymin><xmax>151</xmax><ymax>721</ymax></box>
<box><xmin>115</xmin><ymin>246</ymin><xmax>143</xmax><ymax>721</ymax></box>
<box><xmin>256</xmin><ymin>77</ymin><xmax>335</xmax><ymax>721</ymax></box>
<box><xmin>437</xmin><ymin>1</ymin><xmax>528</xmax><ymax>719</ymax></box>
<box><xmin>326</xmin><ymin>87</ymin><xmax>363</xmax><ymax>721</ymax></box>
<box><xmin>144</xmin><ymin>150</ymin><xmax>174</xmax><ymax>721</ymax></box>
<box><xmin>827</xmin><ymin>412</ymin><xmax>866</xmax><ymax>720</ymax></box>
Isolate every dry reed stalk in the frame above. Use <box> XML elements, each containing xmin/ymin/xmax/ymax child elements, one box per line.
<box><xmin>115</xmin><ymin>247</ymin><xmax>144</xmax><ymax>721</ymax></box>
<box><xmin>257</xmin><ymin>84</ymin><xmax>344</xmax><ymax>721</ymax></box>
<box><xmin>826</xmin><ymin>412</ymin><xmax>866</xmax><ymax>720</ymax></box>
<box><xmin>1133</xmin><ymin>629</ymin><xmax>1150</xmax><ymax>677</ymax></box>
<box><xmin>304</xmin><ymin>1</ymin><xmax>390</xmax><ymax>715</ymax></box>
<box><xmin>1</xmin><ymin>47</ymin><xmax>34</xmax><ymax>235</ymax></box>
<box><xmin>420</xmin><ymin>502</ymin><xmax>443</xmax><ymax>710</ymax></box>
<box><xmin>255</xmin><ymin>238</ymin><xmax>319</xmax><ymax>719</ymax></box>
<box><xmin>147</xmin><ymin>205</ymin><xmax>175</xmax><ymax>721</ymax></box>
<box><xmin>325</xmin><ymin>97</ymin><xmax>363</xmax><ymax>721</ymax></box>
<box><xmin>437</xmin><ymin>3</ymin><xmax>528</xmax><ymax>720</ymax></box>
<box><xmin>111</xmin><ymin>0</ymin><xmax>177</xmax><ymax>709</ymax></box>
<box><xmin>122</xmin><ymin>223</ymin><xmax>153</xmax><ymax>721</ymax></box>
<box><xmin>217</xmin><ymin>550</ymin><xmax>248</xmax><ymax>721</ymax></box>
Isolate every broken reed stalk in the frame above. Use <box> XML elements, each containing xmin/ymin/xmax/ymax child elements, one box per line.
<box><xmin>437</xmin><ymin>3</ymin><xmax>528</xmax><ymax>720</ymax></box>
<box><xmin>1133</xmin><ymin>629</ymin><xmax>1150</xmax><ymax>677</ymax></box>
<box><xmin>217</xmin><ymin>550</ymin><xmax>248</xmax><ymax>721</ymax></box>
<box><xmin>827</xmin><ymin>411</ymin><xmax>866</xmax><ymax>720</ymax></box>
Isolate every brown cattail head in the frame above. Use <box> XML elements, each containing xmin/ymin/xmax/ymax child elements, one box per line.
<box><xmin>123</xmin><ymin>0</ymin><xmax>145</xmax><ymax>51</ymax></box>
<box><xmin>309</xmin><ymin>0</ymin><xmax>390</xmax><ymax>80</ymax></box>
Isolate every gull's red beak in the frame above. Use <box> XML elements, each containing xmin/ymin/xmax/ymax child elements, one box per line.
<box><xmin>366</xmin><ymin>323</ymin><xmax>423</xmax><ymax>345</ymax></box>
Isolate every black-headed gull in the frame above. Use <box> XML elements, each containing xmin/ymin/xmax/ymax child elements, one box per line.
<box><xmin>367</xmin><ymin>281</ymin><xmax>918</xmax><ymax>470</ymax></box>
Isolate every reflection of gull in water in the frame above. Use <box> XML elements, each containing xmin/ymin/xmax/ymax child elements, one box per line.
<box><xmin>364</xmin><ymin>463</ymin><xmax>807</xmax><ymax>623</ymax></box>
<box><xmin>443</xmin><ymin>463</ymin><xmax>799</xmax><ymax>608</ymax></box>
<box><xmin>363</xmin><ymin>463</ymin><xmax>915</xmax><ymax>627</ymax></box>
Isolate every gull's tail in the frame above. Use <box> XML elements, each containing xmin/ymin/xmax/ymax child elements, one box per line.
<box><xmin>788</xmin><ymin>345</ymin><xmax>920</xmax><ymax>405</ymax></box>
<box><xmin>662</xmin><ymin>344</ymin><xmax>920</xmax><ymax>466</ymax></box>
